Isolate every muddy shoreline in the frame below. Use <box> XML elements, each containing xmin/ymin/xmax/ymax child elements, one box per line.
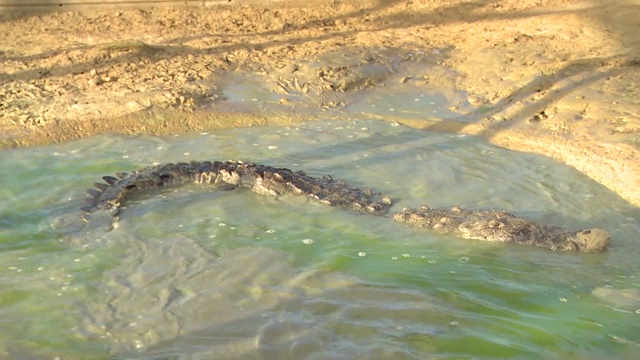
<box><xmin>1</xmin><ymin>0</ymin><xmax>639</xmax><ymax>206</ymax></box>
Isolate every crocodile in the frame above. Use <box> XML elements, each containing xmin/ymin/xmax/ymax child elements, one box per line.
<box><xmin>82</xmin><ymin>161</ymin><xmax>610</xmax><ymax>252</ymax></box>
<box><xmin>393</xmin><ymin>205</ymin><xmax>610</xmax><ymax>252</ymax></box>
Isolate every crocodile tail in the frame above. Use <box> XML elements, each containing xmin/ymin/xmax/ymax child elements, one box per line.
<box><xmin>81</xmin><ymin>161</ymin><xmax>224</xmax><ymax>221</ymax></box>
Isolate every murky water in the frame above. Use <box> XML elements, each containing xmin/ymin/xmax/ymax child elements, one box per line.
<box><xmin>1</xmin><ymin>119</ymin><xmax>639</xmax><ymax>359</ymax></box>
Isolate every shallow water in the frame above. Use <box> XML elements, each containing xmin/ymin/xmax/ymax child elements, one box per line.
<box><xmin>1</xmin><ymin>119</ymin><xmax>639</xmax><ymax>359</ymax></box>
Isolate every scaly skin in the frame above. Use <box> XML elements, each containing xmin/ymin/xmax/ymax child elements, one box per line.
<box><xmin>82</xmin><ymin>160</ymin><xmax>392</xmax><ymax>221</ymax></box>
<box><xmin>82</xmin><ymin>161</ymin><xmax>611</xmax><ymax>252</ymax></box>
<box><xmin>393</xmin><ymin>205</ymin><xmax>610</xmax><ymax>252</ymax></box>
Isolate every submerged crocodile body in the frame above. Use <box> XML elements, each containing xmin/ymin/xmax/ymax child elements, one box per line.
<box><xmin>393</xmin><ymin>206</ymin><xmax>610</xmax><ymax>252</ymax></box>
<box><xmin>82</xmin><ymin>161</ymin><xmax>610</xmax><ymax>252</ymax></box>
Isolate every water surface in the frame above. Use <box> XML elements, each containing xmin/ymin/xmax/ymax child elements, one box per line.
<box><xmin>1</xmin><ymin>119</ymin><xmax>639</xmax><ymax>359</ymax></box>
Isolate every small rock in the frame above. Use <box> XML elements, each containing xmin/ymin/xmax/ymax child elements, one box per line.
<box><xmin>125</xmin><ymin>100</ymin><xmax>146</xmax><ymax>112</ymax></box>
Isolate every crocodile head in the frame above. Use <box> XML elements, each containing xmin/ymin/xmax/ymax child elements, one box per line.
<box><xmin>457</xmin><ymin>213</ymin><xmax>610</xmax><ymax>252</ymax></box>
<box><xmin>455</xmin><ymin>210</ymin><xmax>539</xmax><ymax>243</ymax></box>
<box><xmin>393</xmin><ymin>206</ymin><xmax>611</xmax><ymax>252</ymax></box>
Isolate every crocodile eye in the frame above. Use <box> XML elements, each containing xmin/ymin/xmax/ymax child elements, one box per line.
<box><xmin>489</xmin><ymin>220</ymin><xmax>503</xmax><ymax>228</ymax></box>
<box><xmin>409</xmin><ymin>213</ymin><xmax>424</xmax><ymax>221</ymax></box>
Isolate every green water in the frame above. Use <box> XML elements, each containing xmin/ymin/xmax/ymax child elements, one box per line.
<box><xmin>1</xmin><ymin>120</ymin><xmax>639</xmax><ymax>359</ymax></box>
